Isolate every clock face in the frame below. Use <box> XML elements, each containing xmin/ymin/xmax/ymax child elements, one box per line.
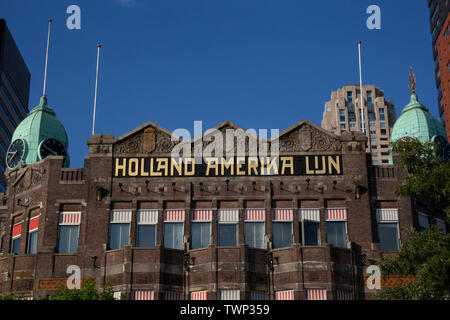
<box><xmin>6</xmin><ymin>139</ymin><xmax>26</xmax><ymax>169</ymax></box>
<box><xmin>39</xmin><ymin>138</ymin><xmax>66</xmax><ymax>160</ymax></box>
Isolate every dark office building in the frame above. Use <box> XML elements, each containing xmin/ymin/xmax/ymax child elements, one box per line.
<box><xmin>0</xmin><ymin>19</ymin><xmax>31</xmax><ymax>193</ymax></box>
<box><xmin>428</xmin><ymin>0</ymin><xmax>450</xmax><ymax>138</ymax></box>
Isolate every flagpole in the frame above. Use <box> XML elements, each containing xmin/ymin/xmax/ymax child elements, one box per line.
<box><xmin>42</xmin><ymin>19</ymin><xmax>52</xmax><ymax>97</ymax></box>
<box><xmin>92</xmin><ymin>44</ymin><xmax>101</xmax><ymax>136</ymax></box>
<box><xmin>357</xmin><ymin>41</ymin><xmax>365</xmax><ymax>135</ymax></box>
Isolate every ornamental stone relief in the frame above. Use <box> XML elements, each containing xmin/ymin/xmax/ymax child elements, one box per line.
<box><xmin>113</xmin><ymin>128</ymin><xmax>176</xmax><ymax>155</ymax></box>
<box><xmin>279</xmin><ymin>124</ymin><xmax>342</xmax><ymax>152</ymax></box>
<box><xmin>14</xmin><ymin>167</ymin><xmax>44</xmax><ymax>194</ymax></box>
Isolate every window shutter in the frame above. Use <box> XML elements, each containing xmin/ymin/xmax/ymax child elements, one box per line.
<box><xmin>275</xmin><ymin>290</ymin><xmax>294</xmax><ymax>300</ymax></box>
<box><xmin>133</xmin><ymin>290</ymin><xmax>154</xmax><ymax>300</ymax></box>
<box><xmin>191</xmin><ymin>209</ymin><xmax>212</xmax><ymax>222</ymax></box>
<box><xmin>304</xmin><ymin>289</ymin><xmax>327</xmax><ymax>300</ymax></box>
<box><xmin>59</xmin><ymin>212</ymin><xmax>81</xmax><ymax>225</ymax></box>
<box><xmin>29</xmin><ymin>216</ymin><xmax>39</xmax><ymax>232</ymax></box>
<box><xmin>12</xmin><ymin>223</ymin><xmax>22</xmax><ymax>239</ymax></box>
<box><xmin>138</xmin><ymin>210</ymin><xmax>158</xmax><ymax>225</ymax></box>
<box><xmin>376</xmin><ymin>209</ymin><xmax>398</xmax><ymax>222</ymax></box>
<box><xmin>164</xmin><ymin>209</ymin><xmax>185</xmax><ymax>222</ymax></box>
<box><xmin>218</xmin><ymin>209</ymin><xmax>239</xmax><ymax>223</ymax></box>
<box><xmin>110</xmin><ymin>210</ymin><xmax>132</xmax><ymax>223</ymax></box>
<box><xmin>244</xmin><ymin>209</ymin><xmax>265</xmax><ymax>222</ymax></box>
<box><xmin>299</xmin><ymin>208</ymin><xmax>320</xmax><ymax>222</ymax></box>
<box><xmin>272</xmin><ymin>209</ymin><xmax>293</xmax><ymax>222</ymax></box>
<box><xmin>325</xmin><ymin>208</ymin><xmax>347</xmax><ymax>221</ymax></box>
<box><xmin>191</xmin><ymin>290</ymin><xmax>207</xmax><ymax>300</ymax></box>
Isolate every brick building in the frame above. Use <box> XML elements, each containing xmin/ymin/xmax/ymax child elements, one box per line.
<box><xmin>436</xmin><ymin>13</ymin><xmax>450</xmax><ymax>139</ymax></box>
<box><xmin>0</xmin><ymin>108</ymin><xmax>447</xmax><ymax>300</ymax></box>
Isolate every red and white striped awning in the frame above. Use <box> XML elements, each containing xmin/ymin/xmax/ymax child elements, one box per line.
<box><xmin>191</xmin><ymin>209</ymin><xmax>212</xmax><ymax>222</ymax></box>
<box><xmin>110</xmin><ymin>210</ymin><xmax>132</xmax><ymax>223</ymax></box>
<box><xmin>304</xmin><ymin>289</ymin><xmax>327</xmax><ymax>300</ymax></box>
<box><xmin>272</xmin><ymin>209</ymin><xmax>293</xmax><ymax>222</ymax></box>
<box><xmin>12</xmin><ymin>223</ymin><xmax>22</xmax><ymax>239</ymax></box>
<box><xmin>299</xmin><ymin>208</ymin><xmax>320</xmax><ymax>222</ymax></box>
<box><xmin>133</xmin><ymin>290</ymin><xmax>154</xmax><ymax>300</ymax></box>
<box><xmin>218</xmin><ymin>209</ymin><xmax>239</xmax><ymax>223</ymax></box>
<box><xmin>244</xmin><ymin>209</ymin><xmax>265</xmax><ymax>222</ymax></box>
<box><xmin>336</xmin><ymin>290</ymin><xmax>353</xmax><ymax>300</ymax></box>
<box><xmin>138</xmin><ymin>210</ymin><xmax>159</xmax><ymax>225</ymax></box>
<box><xmin>326</xmin><ymin>208</ymin><xmax>347</xmax><ymax>221</ymax></box>
<box><xmin>164</xmin><ymin>291</ymin><xmax>183</xmax><ymax>300</ymax></box>
<box><xmin>376</xmin><ymin>208</ymin><xmax>398</xmax><ymax>222</ymax></box>
<box><xmin>164</xmin><ymin>209</ymin><xmax>185</xmax><ymax>222</ymax></box>
<box><xmin>59</xmin><ymin>212</ymin><xmax>81</xmax><ymax>225</ymax></box>
<box><xmin>29</xmin><ymin>216</ymin><xmax>39</xmax><ymax>233</ymax></box>
<box><xmin>191</xmin><ymin>290</ymin><xmax>207</xmax><ymax>300</ymax></box>
<box><xmin>275</xmin><ymin>290</ymin><xmax>294</xmax><ymax>300</ymax></box>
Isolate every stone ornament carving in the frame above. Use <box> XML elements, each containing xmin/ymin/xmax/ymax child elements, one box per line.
<box><xmin>88</xmin><ymin>144</ymin><xmax>112</xmax><ymax>155</ymax></box>
<box><xmin>279</xmin><ymin>124</ymin><xmax>342</xmax><ymax>152</ymax></box>
<box><xmin>114</xmin><ymin>127</ymin><xmax>175</xmax><ymax>155</ymax></box>
<box><xmin>15</xmin><ymin>167</ymin><xmax>44</xmax><ymax>194</ymax></box>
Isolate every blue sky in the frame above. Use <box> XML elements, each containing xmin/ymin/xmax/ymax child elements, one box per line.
<box><xmin>0</xmin><ymin>0</ymin><xmax>439</xmax><ymax>168</ymax></box>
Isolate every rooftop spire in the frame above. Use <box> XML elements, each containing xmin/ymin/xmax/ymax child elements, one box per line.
<box><xmin>42</xmin><ymin>18</ymin><xmax>52</xmax><ymax>98</ymax></box>
<box><xmin>408</xmin><ymin>66</ymin><xmax>416</xmax><ymax>95</ymax></box>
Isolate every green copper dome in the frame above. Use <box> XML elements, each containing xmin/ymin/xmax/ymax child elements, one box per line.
<box><xmin>390</xmin><ymin>94</ymin><xmax>447</xmax><ymax>143</ymax></box>
<box><xmin>9</xmin><ymin>96</ymin><xmax>69</xmax><ymax>168</ymax></box>
<box><xmin>389</xmin><ymin>93</ymin><xmax>447</xmax><ymax>163</ymax></box>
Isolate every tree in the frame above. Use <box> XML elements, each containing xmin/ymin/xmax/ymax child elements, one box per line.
<box><xmin>375</xmin><ymin>139</ymin><xmax>450</xmax><ymax>300</ymax></box>
<box><xmin>0</xmin><ymin>291</ymin><xmax>24</xmax><ymax>300</ymax></box>
<box><xmin>48</xmin><ymin>278</ymin><xmax>115</xmax><ymax>300</ymax></box>
<box><xmin>376</xmin><ymin>225</ymin><xmax>450</xmax><ymax>300</ymax></box>
<box><xmin>391</xmin><ymin>139</ymin><xmax>450</xmax><ymax>221</ymax></box>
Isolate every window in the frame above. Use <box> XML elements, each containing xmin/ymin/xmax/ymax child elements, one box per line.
<box><xmin>326</xmin><ymin>106</ymin><xmax>331</xmax><ymax>112</ymax></box>
<box><xmin>371</xmin><ymin>145</ymin><xmax>378</xmax><ymax>150</ymax></box>
<box><xmin>380</xmin><ymin>129</ymin><xmax>387</xmax><ymax>136</ymax></box>
<box><xmin>350</xmin><ymin>123</ymin><xmax>356</xmax><ymax>128</ymax></box>
<box><xmin>370</xmin><ymin>130</ymin><xmax>376</xmax><ymax>135</ymax></box>
<box><xmin>348</xmin><ymin>112</ymin><xmax>356</xmax><ymax>122</ymax></box>
<box><xmin>27</xmin><ymin>216</ymin><xmax>39</xmax><ymax>254</ymax></box>
<box><xmin>376</xmin><ymin>209</ymin><xmax>399</xmax><ymax>251</ymax></box>
<box><xmin>325</xmin><ymin>209</ymin><xmax>347</xmax><ymax>248</ymax></box>
<box><xmin>191</xmin><ymin>209</ymin><xmax>211</xmax><ymax>249</ymax></box>
<box><xmin>137</xmin><ymin>210</ymin><xmax>158</xmax><ymax>247</ymax></box>
<box><xmin>369</xmin><ymin>122</ymin><xmax>376</xmax><ymax>128</ymax></box>
<box><xmin>244</xmin><ymin>209</ymin><xmax>265</xmax><ymax>249</ymax></box>
<box><xmin>372</xmin><ymin>153</ymin><xmax>378</xmax><ymax>157</ymax></box>
<box><xmin>11</xmin><ymin>223</ymin><xmax>22</xmax><ymax>255</ymax></box>
<box><xmin>250</xmin><ymin>291</ymin><xmax>268</xmax><ymax>300</ymax></box>
<box><xmin>418</xmin><ymin>212</ymin><xmax>429</xmax><ymax>232</ymax></box>
<box><xmin>164</xmin><ymin>210</ymin><xmax>185</xmax><ymax>250</ymax></box>
<box><xmin>379</xmin><ymin>108</ymin><xmax>385</xmax><ymax>121</ymax></box>
<box><xmin>272</xmin><ymin>209</ymin><xmax>293</xmax><ymax>249</ymax></box>
<box><xmin>371</xmin><ymin>138</ymin><xmax>377</xmax><ymax>144</ymax></box>
<box><xmin>347</xmin><ymin>91</ymin><xmax>354</xmax><ymax>111</ymax></box>
<box><xmin>58</xmin><ymin>212</ymin><xmax>80</xmax><ymax>253</ymax></box>
<box><xmin>109</xmin><ymin>210</ymin><xmax>131</xmax><ymax>250</ymax></box>
<box><xmin>380</xmin><ymin>122</ymin><xmax>386</xmax><ymax>129</ymax></box>
<box><xmin>299</xmin><ymin>209</ymin><xmax>320</xmax><ymax>246</ymax></box>
<box><xmin>368</xmin><ymin>112</ymin><xmax>375</xmax><ymax>121</ymax></box>
<box><xmin>339</xmin><ymin>110</ymin><xmax>346</xmax><ymax>122</ymax></box>
<box><xmin>340</xmin><ymin>123</ymin><xmax>346</xmax><ymax>129</ymax></box>
<box><xmin>218</xmin><ymin>209</ymin><xmax>238</xmax><ymax>247</ymax></box>
<box><xmin>436</xmin><ymin>219</ymin><xmax>446</xmax><ymax>234</ymax></box>
<box><xmin>367</xmin><ymin>91</ymin><xmax>374</xmax><ymax>111</ymax></box>
<box><xmin>373</xmin><ymin>160</ymin><xmax>379</xmax><ymax>165</ymax></box>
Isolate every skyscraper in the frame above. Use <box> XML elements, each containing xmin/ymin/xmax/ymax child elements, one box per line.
<box><xmin>428</xmin><ymin>0</ymin><xmax>450</xmax><ymax>138</ymax></box>
<box><xmin>321</xmin><ymin>85</ymin><xmax>396</xmax><ymax>165</ymax></box>
<box><xmin>0</xmin><ymin>19</ymin><xmax>31</xmax><ymax>192</ymax></box>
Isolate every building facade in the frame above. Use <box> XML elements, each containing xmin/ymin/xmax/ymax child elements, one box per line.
<box><xmin>321</xmin><ymin>85</ymin><xmax>396</xmax><ymax>165</ymax></box>
<box><xmin>428</xmin><ymin>0</ymin><xmax>450</xmax><ymax>138</ymax></box>
<box><xmin>0</xmin><ymin>19</ymin><xmax>31</xmax><ymax>193</ymax></box>
<box><xmin>0</xmin><ymin>117</ymin><xmax>447</xmax><ymax>300</ymax></box>
<box><xmin>436</xmin><ymin>13</ymin><xmax>450</xmax><ymax>140</ymax></box>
